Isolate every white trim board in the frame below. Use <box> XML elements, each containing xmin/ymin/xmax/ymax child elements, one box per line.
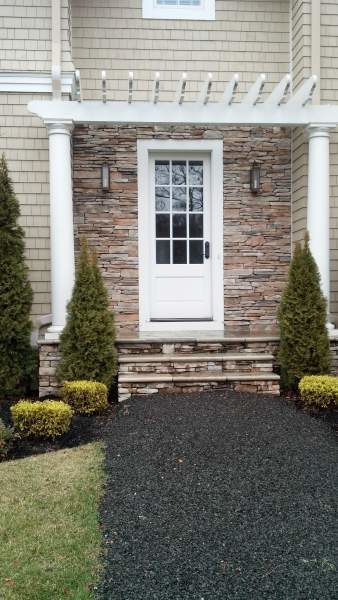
<box><xmin>137</xmin><ymin>139</ymin><xmax>224</xmax><ymax>332</ymax></box>
<box><xmin>0</xmin><ymin>72</ymin><xmax>73</xmax><ymax>94</ymax></box>
<box><xmin>28</xmin><ymin>99</ymin><xmax>338</xmax><ymax>127</ymax></box>
<box><xmin>142</xmin><ymin>0</ymin><xmax>215</xmax><ymax>20</ymax></box>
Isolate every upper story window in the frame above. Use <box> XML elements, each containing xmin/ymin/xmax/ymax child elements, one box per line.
<box><xmin>142</xmin><ymin>0</ymin><xmax>215</xmax><ymax>20</ymax></box>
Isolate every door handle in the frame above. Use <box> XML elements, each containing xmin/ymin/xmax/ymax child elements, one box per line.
<box><xmin>205</xmin><ymin>241</ymin><xmax>210</xmax><ymax>259</ymax></box>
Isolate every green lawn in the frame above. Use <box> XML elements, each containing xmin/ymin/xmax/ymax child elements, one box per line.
<box><xmin>0</xmin><ymin>443</ymin><xmax>104</xmax><ymax>600</ymax></box>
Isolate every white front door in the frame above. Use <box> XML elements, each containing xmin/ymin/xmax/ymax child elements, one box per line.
<box><xmin>149</xmin><ymin>153</ymin><xmax>212</xmax><ymax>321</ymax></box>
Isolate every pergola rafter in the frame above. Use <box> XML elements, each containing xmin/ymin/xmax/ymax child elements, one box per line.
<box><xmin>28</xmin><ymin>71</ymin><xmax>338</xmax><ymax>127</ymax></box>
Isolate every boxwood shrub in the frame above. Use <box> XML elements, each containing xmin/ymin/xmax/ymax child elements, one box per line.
<box><xmin>11</xmin><ymin>400</ymin><xmax>73</xmax><ymax>438</ymax></box>
<box><xmin>299</xmin><ymin>375</ymin><xmax>338</xmax><ymax>409</ymax></box>
<box><xmin>61</xmin><ymin>380</ymin><xmax>108</xmax><ymax>415</ymax></box>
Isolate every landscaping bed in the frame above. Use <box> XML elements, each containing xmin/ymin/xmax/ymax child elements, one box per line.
<box><xmin>98</xmin><ymin>389</ymin><xmax>338</xmax><ymax>600</ymax></box>
<box><xmin>0</xmin><ymin>398</ymin><xmax>117</xmax><ymax>460</ymax></box>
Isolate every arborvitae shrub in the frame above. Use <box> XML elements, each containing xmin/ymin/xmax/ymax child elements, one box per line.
<box><xmin>56</xmin><ymin>239</ymin><xmax>117</xmax><ymax>389</ymax></box>
<box><xmin>277</xmin><ymin>233</ymin><xmax>331</xmax><ymax>390</ymax></box>
<box><xmin>0</xmin><ymin>154</ymin><xmax>33</xmax><ymax>398</ymax></box>
<box><xmin>0</xmin><ymin>417</ymin><xmax>14</xmax><ymax>460</ymax></box>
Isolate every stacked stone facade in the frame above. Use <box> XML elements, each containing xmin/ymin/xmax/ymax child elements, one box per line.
<box><xmin>72</xmin><ymin>124</ymin><xmax>291</xmax><ymax>334</ymax></box>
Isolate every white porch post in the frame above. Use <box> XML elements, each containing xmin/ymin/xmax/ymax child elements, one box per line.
<box><xmin>307</xmin><ymin>124</ymin><xmax>332</xmax><ymax>325</ymax></box>
<box><xmin>45</xmin><ymin>121</ymin><xmax>75</xmax><ymax>340</ymax></box>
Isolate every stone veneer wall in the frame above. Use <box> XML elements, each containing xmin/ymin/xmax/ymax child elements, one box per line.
<box><xmin>72</xmin><ymin>124</ymin><xmax>291</xmax><ymax>333</ymax></box>
<box><xmin>39</xmin><ymin>337</ymin><xmax>338</xmax><ymax>398</ymax></box>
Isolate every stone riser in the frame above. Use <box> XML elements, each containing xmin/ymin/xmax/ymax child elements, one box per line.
<box><xmin>119</xmin><ymin>361</ymin><xmax>274</xmax><ymax>375</ymax></box>
<box><xmin>117</xmin><ymin>340</ymin><xmax>279</xmax><ymax>356</ymax></box>
<box><xmin>118</xmin><ymin>380</ymin><xmax>280</xmax><ymax>402</ymax></box>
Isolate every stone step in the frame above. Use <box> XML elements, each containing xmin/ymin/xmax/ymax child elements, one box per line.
<box><xmin>117</xmin><ymin>336</ymin><xmax>279</xmax><ymax>356</ymax></box>
<box><xmin>118</xmin><ymin>352</ymin><xmax>274</xmax><ymax>363</ymax></box>
<box><xmin>119</xmin><ymin>372</ymin><xmax>280</xmax><ymax>384</ymax></box>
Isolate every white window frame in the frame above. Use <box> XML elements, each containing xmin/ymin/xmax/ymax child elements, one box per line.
<box><xmin>137</xmin><ymin>139</ymin><xmax>224</xmax><ymax>332</ymax></box>
<box><xmin>142</xmin><ymin>0</ymin><xmax>215</xmax><ymax>21</ymax></box>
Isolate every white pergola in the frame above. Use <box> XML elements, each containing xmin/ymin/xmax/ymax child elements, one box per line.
<box><xmin>27</xmin><ymin>71</ymin><xmax>338</xmax><ymax>338</ymax></box>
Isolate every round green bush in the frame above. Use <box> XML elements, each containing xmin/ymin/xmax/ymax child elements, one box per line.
<box><xmin>11</xmin><ymin>400</ymin><xmax>73</xmax><ymax>438</ymax></box>
<box><xmin>61</xmin><ymin>380</ymin><xmax>108</xmax><ymax>415</ymax></box>
<box><xmin>299</xmin><ymin>375</ymin><xmax>338</xmax><ymax>409</ymax></box>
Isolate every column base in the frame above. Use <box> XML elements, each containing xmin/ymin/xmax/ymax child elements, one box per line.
<box><xmin>44</xmin><ymin>325</ymin><xmax>63</xmax><ymax>341</ymax></box>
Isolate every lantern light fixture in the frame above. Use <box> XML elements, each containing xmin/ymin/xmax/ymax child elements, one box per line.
<box><xmin>101</xmin><ymin>163</ymin><xmax>110</xmax><ymax>191</ymax></box>
<box><xmin>250</xmin><ymin>161</ymin><xmax>261</xmax><ymax>194</ymax></box>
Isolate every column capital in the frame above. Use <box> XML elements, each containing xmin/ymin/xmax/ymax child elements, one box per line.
<box><xmin>307</xmin><ymin>124</ymin><xmax>335</xmax><ymax>139</ymax></box>
<box><xmin>45</xmin><ymin>120</ymin><xmax>74</xmax><ymax>136</ymax></box>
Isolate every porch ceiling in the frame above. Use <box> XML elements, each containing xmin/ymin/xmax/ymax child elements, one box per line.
<box><xmin>27</xmin><ymin>72</ymin><xmax>338</xmax><ymax>128</ymax></box>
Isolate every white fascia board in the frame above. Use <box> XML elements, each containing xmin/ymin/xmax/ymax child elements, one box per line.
<box><xmin>0</xmin><ymin>73</ymin><xmax>73</xmax><ymax>94</ymax></box>
<box><xmin>27</xmin><ymin>99</ymin><xmax>338</xmax><ymax>128</ymax></box>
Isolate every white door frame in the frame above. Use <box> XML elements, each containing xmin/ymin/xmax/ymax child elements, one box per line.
<box><xmin>137</xmin><ymin>139</ymin><xmax>224</xmax><ymax>332</ymax></box>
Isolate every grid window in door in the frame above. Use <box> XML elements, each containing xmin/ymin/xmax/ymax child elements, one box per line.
<box><xmin>155</xmin><ymin>159</ymin><xmax>204</xmax><ymax>265</ymax></box>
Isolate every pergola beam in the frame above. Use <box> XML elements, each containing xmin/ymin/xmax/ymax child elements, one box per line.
<box><xmin>28</xmin><ymin>98</ymin><xmax>338</xmax><ymax>128</ymax></box>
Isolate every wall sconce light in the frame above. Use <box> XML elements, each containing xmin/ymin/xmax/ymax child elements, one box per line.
<box><xmin>101</xmin><ymin>163</ymin><xmax>110</xmax><ymax>191</ymax></box>
<box><xmin>250</xmin><ymin>161</ymin><xmax>261</xmax><ymax>194</ymax></box>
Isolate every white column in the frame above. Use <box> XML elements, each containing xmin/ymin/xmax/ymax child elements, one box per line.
<box><xmin>45</xmin><ymin>121</ymin><xmax>75</xmax><ymax>340</ymax></box>
<box><xmin>307</xmin><ymin>124</ymin><xmax>332</xmax><ymax>326</ymax></box>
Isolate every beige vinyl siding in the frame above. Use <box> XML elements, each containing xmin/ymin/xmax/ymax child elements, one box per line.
<box><xmin>71</xmin><ymin>0</ymin><xmax>290</xmax><ymax>101</ymax></box>
<box><xmin>322</xmin><ymin>0</ymin><xmax>338</xmax><ymax>321</ymax></box>
<box><xmin>0</xmin><ymin>0</ymin><xmax>73</xmax><ymax>322</ymax></box>
<box><xmin>0</xmin><ymin>0</ymin><xmax>73</xmax><ymax>73</ymax></box>
<box><xmin>291</xmin><ymin>0</ymin><xmax>311</xmax><ymax>246</ymax></box>
<box><xmin>0</xmin><ymin>93</ymin><xmax>51</xmax><ymax>321</ymax></box>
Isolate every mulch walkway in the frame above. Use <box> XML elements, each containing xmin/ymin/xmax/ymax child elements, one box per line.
<box><xmin>98</xmin><ymin>390</ymin><xmax>337</xmax><ymax>600</ymax></box>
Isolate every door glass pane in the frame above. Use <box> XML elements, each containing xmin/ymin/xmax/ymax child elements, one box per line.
<box><xmin>189</xmin><ymin>187</ymin><xmax>203</xmax><ymax>212</ymax></box>
<box><xmin>173</xmin><ymin>214</ymin><xmax>187</xmax><ymax>238</ymax></box>
<box><xmin>172</xmin><ymin>161</ymin><xmax>186</xmax><ymax>185</ymax></box>
<box><xmin>155</xmin><ymin>161</ymin><xmax>170</xmax><ymax>185</ymax></box>
<box><xmin>156</xmin><ymin>240</ymin><xmax>170</xmax><ymax>264</ymax></box>
<box><xmin>155</xmin><ymin>186</ymin><xmax>170</xmax><ymax>211</ymax></box>
<box><xmin>189</xmin><ymin>161</ymin><xmax>203</xmax><ymax>185</ymax></box>
<box><xmin>189</xmin><ymin>240</ymin><xmax>203</xmax><ymax>264</ymax></box>
<box><xmin>189</xmin><ymin>214</ymin><xmax>203</xmax><ymax>238</ymax></box>
<box><xmin>154</xmin><ymin>158</ymin><xmax>205</xmax><ymax>266</ymax></box>
<box><xmin>172</xmin><ymin>187</ymin><xmax>187</xmax><ymax>211</ymax></box>
<box><xmin>173</xmin><ymin>240</ymin><xmax>187</xmax><ymax>264</ymax></box>
<box><xmin>156</xmin><ymin>214</ymin><xmax>170</xmax><ymax>238</ymax></box>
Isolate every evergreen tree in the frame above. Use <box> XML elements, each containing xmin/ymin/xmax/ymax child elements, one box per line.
<box><xmin>0</xmin><ymin>154</ymin><xmax>33</xmax><ymax>398</ymax></box>
<box><xmin>57</xmin><ymin>238</ymin><xmax>117</xmax><ymax>388</ymax></box>
<box><xmin>277</xmin><ymin>232</ymin><xmax>331</xmax><ymax>390</ymax></box>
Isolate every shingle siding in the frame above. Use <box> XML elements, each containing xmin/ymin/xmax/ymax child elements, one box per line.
<box><xmin>0</xmin><ymin>0</ymin><xmax>73</xmax><ymax>72</ymax></box>
<box><xmin>0</xmin><ymin>93</ymin><xmax>51</xmax><ymax>320</ymax></box>
<box><xmin>71</xmin><ymin>0</ymin><xmax>290</xmax><ymax>101</ymax></box>
<box><xmin>322</xmin><ymin>0</ymin><xmax>338</xmax><ymax>320</ymax></box>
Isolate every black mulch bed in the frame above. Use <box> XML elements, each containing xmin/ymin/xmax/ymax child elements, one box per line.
<box><xmin>98</xmin><ymin>390</ymin><xmax>338</xmax><ymax>600</ymax></box>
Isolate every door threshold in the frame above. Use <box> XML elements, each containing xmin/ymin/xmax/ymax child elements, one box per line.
<box><xmin>150</xmin><ymin>318</ymin><xmax>213</xmax><ymax>323</ymax></box>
